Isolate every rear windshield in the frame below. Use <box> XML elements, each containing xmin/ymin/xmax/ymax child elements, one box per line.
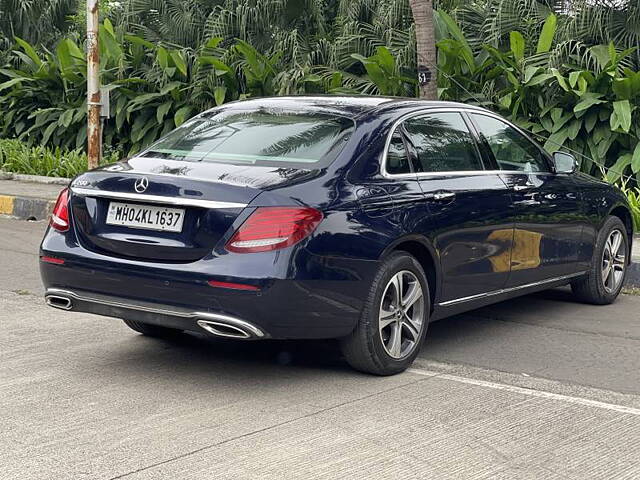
<box><xmin>140</xmin><ymin>108</ymin><xmax>355</xmax><ymax>169</ymax></box>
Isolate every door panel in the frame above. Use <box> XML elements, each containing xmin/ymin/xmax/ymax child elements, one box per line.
<box><xmin>401</xmin><ymin>111</ymin><xmax>514</xmax><ymax>303</ymax></box>
<box><xmin>500</xmin><ymin>172</ymin><xmax>582</xmax><ymax>285</ymax></box>
<box><xmin>467</xmin><ymin>112</ymin><xmax>583</xmax><ymax>286</ymax></box>
<box><xmin>416</xmin><ymin>174</ymin><xmax>514</xmax><ymax>302</ymax></box>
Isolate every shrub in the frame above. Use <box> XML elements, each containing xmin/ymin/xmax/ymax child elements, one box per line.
<box><xmin>618</xmin><ymin>181</ymin><xmax>640</xmax><ymax>232</ymax></box>
<box><xmin>0</xmin><ymin>139</ymin><xmax>117</xmax><ymax>178</ymax></box>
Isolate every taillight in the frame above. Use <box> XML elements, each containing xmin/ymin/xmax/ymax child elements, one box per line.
<box><xmin>226</xmin><ymin>207</ymin><xmax>323</xmax><ymax>253</ymax></box>
<box><xmin>50</xmin><ymin>188</ymin><xmax>70</xmax><ymax>232</ymax></box>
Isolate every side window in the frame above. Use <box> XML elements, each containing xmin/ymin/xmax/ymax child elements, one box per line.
<box><xmin>386</xmin><ymin>132</ymin><xmax>412</xmax><ymax>175</ymax></box>
<box><xmin>403</xmin><ymin>112</ymin><xmax>484</xmax><ymax>173</ymax></box>
<box><xmin>470</xmin><ymin>114</ymin><xmax>550</xmax><ymax>173</ymax></box>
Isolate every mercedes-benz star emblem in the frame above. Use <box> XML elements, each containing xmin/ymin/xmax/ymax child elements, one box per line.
<box><xmin>134</xmin><ymin>177</ymin><xmax>149</xmax><ymax>193</ymax></box>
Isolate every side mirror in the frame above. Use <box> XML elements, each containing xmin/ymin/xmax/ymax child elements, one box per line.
<box><xmin>552</xmin><ymin>151</ymin><xmax>578</xmax><ymax>174</ymax></box>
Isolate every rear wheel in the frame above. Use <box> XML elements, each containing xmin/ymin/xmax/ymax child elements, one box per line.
<box><xmin>340</xmin><ymin>252</ymin><xmax>430</xmax><ymax>375</ymax></box>
<box><xmin>571</xmin><ymin>216</ymin><xmax>628</xmax><ymax>305</ymax></box>
<box><xmin>122</xmin><ymin>319</ymin><xmax>182</xmax><ymax>337</ymax></box>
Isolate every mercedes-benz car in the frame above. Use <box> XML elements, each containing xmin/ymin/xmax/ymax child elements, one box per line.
<box><xmin>40</xmin><ymin>96</ymin><xmax>633</xmax><ymax>375</ymax></box>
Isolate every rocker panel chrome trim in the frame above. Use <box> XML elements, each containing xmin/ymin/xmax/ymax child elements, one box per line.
<box><xmin>436</xmin><ymin>272</ymin><xmax>587</xmax><ymax>307</ymax></box>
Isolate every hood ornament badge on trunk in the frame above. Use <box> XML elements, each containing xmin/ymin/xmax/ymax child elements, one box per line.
<box><xmin>134</xmin><ymin>177</ymin><xmax>149</xmax><ymax>193</ymax></box>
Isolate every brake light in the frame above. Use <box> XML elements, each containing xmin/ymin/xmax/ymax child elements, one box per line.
<box><xmin>50</xmin><ymin>188</ymin><xmax>70</xmax><ymax>232</ymax></box>
<box><xmin>226</xmin><ymin>207</ymin><xmax>323</xmax><ymax>253</ymax></box>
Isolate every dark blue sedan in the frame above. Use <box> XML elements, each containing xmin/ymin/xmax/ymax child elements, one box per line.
<box><xmin>40</xmin><ymin>96</ymin><xmax>633</xmax><ymax>375</ymax></box>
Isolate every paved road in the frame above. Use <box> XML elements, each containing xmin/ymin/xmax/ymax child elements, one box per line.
<box><xmin>1</xmin><ymin>217</ymin><xmax>639</xmax><ymax>479</ymax></box>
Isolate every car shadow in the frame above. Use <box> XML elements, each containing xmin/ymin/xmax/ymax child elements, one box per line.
<box><xmin>91</xmin><ymin>288</ymin><xmax>591</xmax><ymax>381</ymax></box>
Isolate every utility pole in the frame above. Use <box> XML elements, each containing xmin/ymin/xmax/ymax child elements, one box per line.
<box><xmin>87</xmin><ymin>0</ymin><xmax>101</xmax><ymax>169</ymax></box>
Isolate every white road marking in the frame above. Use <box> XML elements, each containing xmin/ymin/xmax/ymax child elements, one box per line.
<box><xmin>407</xmin><ymin>368</ymin><xmax>640</xmax><ymax>416</ymax></box>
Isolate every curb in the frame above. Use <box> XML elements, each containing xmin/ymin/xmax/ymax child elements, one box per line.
<box><xmin>0</xmin><ymin>194</ymin><xmax>56</xmax><ymax>221</ymax></box>
<box><xmin>626</xmin><ymin>262</ymin><xmax>640</xmax><ymax>288</ymax></box>
<box><xmin>0</xmin><ymin>172</ymin><xmax>70</xmax><ymax>185</ymax></box>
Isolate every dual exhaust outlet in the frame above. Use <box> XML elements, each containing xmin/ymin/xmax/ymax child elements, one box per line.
<box><xmin>44</xmin><ymin>291</ymin><xmax>264</xmax><ymax>340</ymax></box>
<box><xmin>46</xmin><ymin>294</ymin><xmax>73</xmax><ymax>310</ymax></box>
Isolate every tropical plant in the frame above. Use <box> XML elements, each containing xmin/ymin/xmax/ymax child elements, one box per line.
<box><xmin>0</xmin><ymin>24</ymin><xmax>240</xmax><ymax>155</ymax></box>
<box><xmin>326</xmin><ymin>46</ymin><xmax>416</xmax><ymax>96</ymax></box>
<box><xmin>0</xmin><ymin>0</ymin><xmax>639</xmax><ymax>186</ymax></box>
<box><xmin>0</xmin><ymin>0</ymin><xmax>78</xmax><ymax>49</ymax></box>
<box><xmin>436</xmin><ymin>11</ymin><xmax>640</xmax><ymax>183</ymax></box>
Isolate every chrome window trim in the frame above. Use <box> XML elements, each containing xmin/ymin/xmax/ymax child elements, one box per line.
<box><xmin>380</xmin><ymin>107</ymin><xmax>552</xmax><ymax>179</ymax></box>
<box><xmin>70</xmin><ymin>187</ymin><xmax>247</xmax><ymax>210</ymax></box>
<box><xmin>436</xmin><ymin>271</ymin><xmax>587</xmax><ymax>307</ymax></box>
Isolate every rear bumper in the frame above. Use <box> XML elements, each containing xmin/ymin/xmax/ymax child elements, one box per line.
<box><xmin>40</xmin><ymin>230</ymin><xmax>379</xmax><ymax>339</ymax></box>
<box><xmin>45</xmin><ymin>287</ymin><xmax>267</xmax><ymax>339</ymax></box>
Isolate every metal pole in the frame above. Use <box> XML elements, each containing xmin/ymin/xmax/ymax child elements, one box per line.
<box><xmin>87</xmin><ymin>0</ymin><xmax>101</xmax><ymax>170</ymax></box>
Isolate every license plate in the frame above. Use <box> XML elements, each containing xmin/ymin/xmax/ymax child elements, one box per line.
<box><xmin>106</xmin><ymin>202</ymin><xmax>185</xmax><ymax>232</ymax></box>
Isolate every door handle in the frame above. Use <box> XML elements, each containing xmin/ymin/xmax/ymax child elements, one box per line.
<box><xmin>433</xmin><ymin>191</ymin><xmax>456</xmax><ymax>201</ymax></box>
<box><xmin>513</xmin><ymin>183</ymin><xmax>534</xmax><ymax>192</ymax></box>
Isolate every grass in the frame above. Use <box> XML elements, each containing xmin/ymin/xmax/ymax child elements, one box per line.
<box><xmin>0</xmin><ymin>139</ymin><xmax>118</xmax><ymax>178</ymax></box>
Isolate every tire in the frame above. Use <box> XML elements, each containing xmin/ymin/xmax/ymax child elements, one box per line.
<box><xmin>122</xmin><ymin>319</ymin><xmax>182</xmax><ymax>337</ymax></box>
<box><xmin>571</xmin><ymin>215</ymin><xmax>629</xmax><ymax>305</ymax></box>
<box><xmin>340</xmin><ymin>251</ymin><xmax>430</xmax><ymax>375</ymax></box>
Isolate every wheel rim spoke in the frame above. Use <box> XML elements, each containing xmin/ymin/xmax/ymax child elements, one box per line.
<box><xmin>391</xmin><ymin>273</ymin><xmax>402</xmax><ymax>307</ymax></box>
<box><xmin>402</xmin><ymin>281</ymin><xmax>423</xmax><ymax>310</ymax></box>
<box><xmin>611</xmin><ymin>231</ymin><xmax>622</xmax><ymax>256</ymax></box>
<box><xmin>402</xmin><ymin>317</ymin><xmax>420</xmax><ymax>342</ymax></box>
<box><xmin>601</xmin><ymin>261</ymin><xmax>612</xmax><ymax>285</ymax></box>
<box><xmin>388</xmin><ymin>323</ymin><xmax>402</xmax><ymax>357</ymax></box>
<box><xmin>379</xmin><ymin>307</ymin><xmax>396</xmax><ymax>329</ymax></box>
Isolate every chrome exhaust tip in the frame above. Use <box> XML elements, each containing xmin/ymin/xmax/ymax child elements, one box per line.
<box><xmin>46</xmin><ymin>295</ymin><xmax>73</xmax><ymax>311</ymax></box>
<box><xmin>196</xmin><ymin>315</ymin><xmax>265</xmax><ymax>339</ymax></box>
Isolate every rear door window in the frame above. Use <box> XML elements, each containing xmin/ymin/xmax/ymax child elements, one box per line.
<box><xmin>403</xmin><ymin>112</ymin><xmax>485</xmax><ymax>173</ymax></box>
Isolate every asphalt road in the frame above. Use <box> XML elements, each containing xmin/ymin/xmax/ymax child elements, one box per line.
<box><xmin>1</xmin><ymin>216</ymin><xmax>639</xmax><ymax>479</ymax></box>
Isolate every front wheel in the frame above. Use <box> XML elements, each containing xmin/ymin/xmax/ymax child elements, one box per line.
<box><xmin>340</xmin><ymin>252</ymin><xmax>430</xmax><ymax>375</ymax></box>
<box><xmin>571</xmin><ymin>216</ymin><xmax>628</xmax><ymax>305</ymax></box>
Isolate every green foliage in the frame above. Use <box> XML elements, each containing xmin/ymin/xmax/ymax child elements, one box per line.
<box><xmin>0</xmin><ymin>0</ymin><xmax>77</xmax><ymax>49</ymax></box>
<box><xmin>344</xmin><ymin>46</ymin><xmax>416</xmax><ymax>96</ymax></box>
<box><xmin>0</xmin><ymin>27</ymin><xmax>242</xmax><ymax>156</ymax></box>
<box><xmin>617</xmin><ymin>180</ymin><xmax>640</xmax><ymax>231</ymax></box>
<box><xmin>0</xmin><ymin>139</ymin><xmax>117</xmax><ymax>177</ymax></box>
<box><xmin>0</xmin><ymin>0</ymin><xmax>639</xmax><ymax>186</ymax></box>
<box><xmin>436</xmin><ymin>13</ymin><xmax>640</xmax><ymax>184</ymax></box>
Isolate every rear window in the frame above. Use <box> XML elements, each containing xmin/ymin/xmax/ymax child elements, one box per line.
<box><xmin>140</xmin><ymin>108</ymin><xmax>355</xmax><ymax>169</ymax></box>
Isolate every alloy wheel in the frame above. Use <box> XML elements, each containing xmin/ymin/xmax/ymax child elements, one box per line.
<box><xmin>601</xmin><ymin>229</ymin><xmax>626</xmax><ymax>293</ymax></box>
<box><xmin>378</xmin><ymin>270</ymin><xmax>425</xmax><ymax>359</ymax></box>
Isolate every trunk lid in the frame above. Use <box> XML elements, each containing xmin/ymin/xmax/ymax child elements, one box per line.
<box><xmin>70</xmin><ymin>157</ymin><xmax>318</xmax><ymax>262</ymax></box>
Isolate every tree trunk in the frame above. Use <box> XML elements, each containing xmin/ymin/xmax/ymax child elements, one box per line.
<box><xmin>409</xmin><ymin>0</ymin><xmax>438</xmax><ymax>100</ymax></box>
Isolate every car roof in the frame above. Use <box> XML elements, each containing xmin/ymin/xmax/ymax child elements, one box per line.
<box><xmin>220</xmin><ymin>95</ymin><xmax>488</xmax><ymax>119</ymax></box>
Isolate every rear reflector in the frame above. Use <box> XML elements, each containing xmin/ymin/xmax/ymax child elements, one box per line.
<box><xmin>50</xmin><ymin>188</ymin><xmax>70</xmax><ymax>232</ymax></box>
<box><xmin>226</xmin><ymin>207</ymin><xmax>322</xmax><ymax>254</ymax></box>
<box><xmin>208</xmin><ymin>280</ymin><xmax>260</xmax><ymax>291</ymax></box>
<box><xmin>41</xmin><ymin>256</ymin><xmax>65</xmax><ymax>265</ymax></box>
